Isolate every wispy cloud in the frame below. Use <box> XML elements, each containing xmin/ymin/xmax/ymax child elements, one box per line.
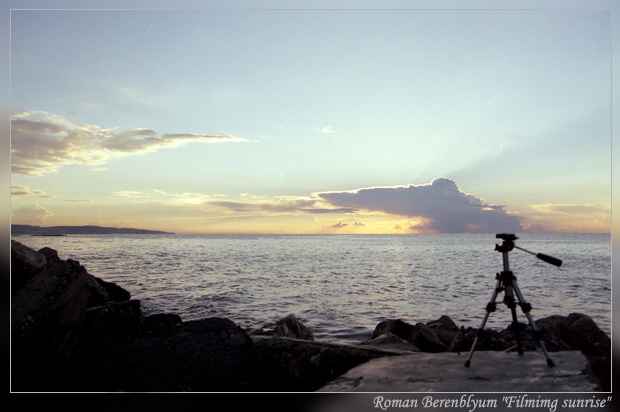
<box><xmin>11</xmin><ymin>185</ymin><xmax>53</xmax><ymax>198</ymax></box>
<box><xmin>523</xmin><ymin>203</ymin><xmax>610</xmax><ymax>233</ymax></box>
<box><xmin>529</xmin><ymin>203</ymin><xmax>610</xmax><ymax>216</ymax></box>
<box><xmin>315</xmin><ymin>126</ymin><xmax>335</xmax><ymax>134</ymax></box>
<box><xmin>317</xmin><ymin>178</ymin><xmax>523</xmax><ymax>233</ymax></box>
<box><xmin>208</xmin><ymin>199</ymin><xmax>317</xmax><ymax>214</ymax></box>
<box><xmin>10</xmin><ymin>110</ymin><xmax>249</xmax><ymax>176</ymax></box>
<box><xmin>112</xmin><ymin>190</ymin><xmax>150</xmax><ymax>198</ymax></box>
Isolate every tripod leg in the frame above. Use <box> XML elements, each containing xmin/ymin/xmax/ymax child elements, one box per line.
<box><xmin>505</xmin><ymin>287</ymin><xmax>524</xmax><ymax>355</ymax></box>
<box><xmin>511</xmin><ymin>280</ymin><xmax>555</xmax><ymax>367</ymax></box>
<box><xmin>464</xmin><ymin>278</ymin><xmax>501</xmax><ymax>367</ymax></box>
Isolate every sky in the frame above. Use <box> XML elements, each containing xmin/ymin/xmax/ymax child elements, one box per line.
<box><xmin>9</xmin><ymin>5</ymin><xmax>612</xmax><ymax>235</ymax></box>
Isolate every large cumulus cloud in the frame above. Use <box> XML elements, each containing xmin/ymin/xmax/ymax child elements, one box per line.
<box><xmin>318</xmin><ymin>178</ymin><xmax>523</xmax><ymax>233</ymax></box>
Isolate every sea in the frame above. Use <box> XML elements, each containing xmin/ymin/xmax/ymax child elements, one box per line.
<box><xmin>12</xmin><ymin>233</ymin><xmax>611</xmax><ymax>344</ymax></box>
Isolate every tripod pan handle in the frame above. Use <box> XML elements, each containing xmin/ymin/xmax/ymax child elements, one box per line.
<box><xmin>536</xmin><ymin>253</ymin><xmax>562</xmax><ymax>267</ymax></box>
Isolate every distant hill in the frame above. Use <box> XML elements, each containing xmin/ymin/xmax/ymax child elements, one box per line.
<box><xmin>11</xmin><ymin>224</ymin><xmax>173</xmax><ymax>235</ymax></box>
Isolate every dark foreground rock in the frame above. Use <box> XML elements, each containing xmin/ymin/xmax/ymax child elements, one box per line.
<box><xmin>245</xmin><ymin>336</ymin><xmax>409</xmax><ymax>391</ymax></box>
<box><xmin>69</xmin><ymin>317</ymin><xmax>254</xmax><ymax>391</ymax></box>
<box><xmin>10</xmin><ymin>241</ymin><xmax>611</xmax><ymax>392</ymax></box>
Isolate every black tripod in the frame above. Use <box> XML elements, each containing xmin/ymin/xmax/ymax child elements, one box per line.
<box><xmin>464</xmin><ymin>233</ymin><xmax>562</xmax><ymax>368</ymax></box>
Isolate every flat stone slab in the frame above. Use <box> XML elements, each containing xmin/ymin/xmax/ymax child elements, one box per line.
<box><xmin>318</xmin><ymin>351</ymin><xmax>597</xmax><ymax>392</ymax></box>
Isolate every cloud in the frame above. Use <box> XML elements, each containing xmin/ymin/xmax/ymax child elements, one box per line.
<box><xmin>315</xmin><ymin>126</ymin><xmax>335</xmax><ymax>134</ymax></box>
<box><xmin>11</xmin><ymin>204</ymin><xmax>53</xmax><ymax>224</ymax></box>
<box><xmin>10</xmin><ymin>110</ymin><xmax>249</xmax><ymax>176</ymax></box>
<box><xmin>529</xmin><ymin>203</ymin><xmax>610</xmax><ymax>216</ymax></box>
<box><xmin>206</xmin><ymin>196</ymin><xmax>360</xmax><ymax>216</ymax></box>
<box><xmin>317</xmin><ymin>177</ymin><xmax>523</xmax><ymax>233</ymax></box>
<box><xmin>11</xmin><ymin>185</ymin><xmax>52</xmax><ymax>198</ymax></box>
<box><xmin>523</xmin><ymin>203</ymin><xmax>610</xmax><ymax>233</ymax></box>
<box><xmin>112</xmin><ymin>190</ymin><xmax>149</xmax><ymax>198</ymax></box>
<box><xmin>208</xmin><ymin>199</ymin><xmax>317</xmax><ymax>214</ymax></box>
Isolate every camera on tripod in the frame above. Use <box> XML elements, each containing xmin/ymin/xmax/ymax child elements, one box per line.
<box><xmin>464</xmin><ymin>233</ymin><xmax>563</xmax><ymax>368</ymax></box>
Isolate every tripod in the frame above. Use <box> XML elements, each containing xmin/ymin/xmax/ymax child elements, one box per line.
<box><xmin>464</xmin><ymin>234</ymin><xmax>562</xmax><ymax>368</ymax></box>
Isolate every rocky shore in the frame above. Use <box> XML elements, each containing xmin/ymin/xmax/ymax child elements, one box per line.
<box><xmin>10</xmin><ymin>240</ymin><xmax>611</xmax><ymax>392</ymax></box>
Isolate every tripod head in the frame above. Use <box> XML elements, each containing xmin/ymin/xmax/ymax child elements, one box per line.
<box><xmin>495</xmin><ymin>233</ymin><xmax>517</xmax><ymax>253</ymax></box>
<box><xmin>495</xmin><ymin>233</ymin><xmax>563</xmax><ymax>267</ymax></box>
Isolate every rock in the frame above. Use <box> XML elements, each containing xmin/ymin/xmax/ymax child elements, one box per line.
<box><xmin>12</xmin><ymin>255</ymin><xmax>92</xmax><ymax>357</ymax></box>
<box><xmin>11</xmin><ymin>240</ymin><xmax>47</xmax><ymax>291</ymax></box>
<box><xmin>11</xmin><ymin>241</ymin><xmax>134</xmax><ymax>391</ymax></box>
<box><xmin>371</xmin><ymin>319</ymin><xmax>416</xmax><ymax>342</ymax></box>
<box><xmin>536</xmin><ymin>313</ymin><xmax>610</xmax><ymax>358</ymax></box>
<box><xmin>11</xmin><ymin>251</ymin><xmax>94</xmax><ymax>390</ymax></box>
<box><xmin>411</xmin><ymin>322</ymin><xmax>447</xmax><ymax>352</ymax></box>
<box><xmin>447</xmin><ymin>326</ymin><xmax>506</xmax><ymax>352</ymax></box>
<box><xmin>245</xmin><ymin>335</ymin><xmax>407</xmax><ymax>391</ymax></box>
<box><xmin>274</xmin><ymin>314</ymin><xmax>314</xmax><ymax>340</ymax></box>
<box><xmin>144</xmin><ymin>313</ymin><xmax>183</xmax><ymax>331</ymax></box>
<box><xmin>253</xmin><ymin>313</ymin><xmax>314</xmax><ymax>341</ymax></box>
<box><xmin>426</xmin><ymin>315</ymin><xmax>459</xmax><ymax>347</ymax></box>
<box><xmin>81</xmin><ymin>300</ymin><xmax>144</xmax><ymax>350</ymax></box>
<box><xmin>363</xmin><ymin>332</ymin><xmax>419</xmax><ymax>351</ymax></box>
<box><xmin>85</xmin><ymin>275</ymin><xmax>111</xmax><ymax>307</ymax></box>
<box><xmin>426</xmin><ymin>314</ymin><xmax>459</xmax><ymax>331</ymax></box>
<box><xmin>38</xmin><ymin>246</ymin><xmax>60</xmax><ymax>262</ymax></box>
<box><xmin>11</xmin><ymin>242</ymin><xmax>133</xmax><ymax>357</ymax></box>
<box><xmin>371</xmin><ymin>318</ymin><xmax>449</xmax><ymax>353</ymax></box>
<box><xmin>70</xmin><ymin>318</ymin><xmax>254</xmax><ymax>391</ymax></box>
<box><xmin>92</xmin><ymin>276</ymin><xmax>131</xmax><ymax>302</ymax></box>
<box><xmin>535</xmin><ymin>313</ymin><xmax>611</xmax><ymax>391</ymax></box>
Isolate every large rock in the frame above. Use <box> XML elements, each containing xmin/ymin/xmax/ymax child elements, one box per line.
<box><xmin>11</xmin><ymin>241</ymin><xmax>133</xmax><ymax>358</ymax></box>
<box><xmin>535</xmin><ymin>313</ymin><xmax>611</xmax><ymax>391</ymax></box>
<box><xmin>11</xmin><ymin>240</ymin><xmax>47</xmax><ymax>292</ymax></box>
<box><xmin>426</xmin><ymin>315</ymin><xmax>459</xmax><ymax>347</ymax></box>
<box><xmin>370</xmin><ymin>318</ymin><xmax>451</xmax><ymax>352</ymax></box>
<box><xmin>12</xmin><ymin>250</ymin><xmax>92</xmax><ymax>357</ymax></box>
<box><xmin>371</xmin><ymin>319</ymin><xmax>416</xmax><ymax>342</ymax></box>
<box><xmin>11</xmin><ymin>241</ymin><xmax>135</xmax><ymax>390</ymax></box>
<box><xmin>81</xmin><ymin>300</ymin><xmax>144</xmax><ymax>349</ymax></box>
<box><xmin>11</xmin><ymin>241</ymin><xmax>257</xmax><ymax>392</ymax></box>
<box><xmin>536</xmin><ymin>313</ymin><xmax>610</xmax><ymax>357</ymax></box>
<box><xmin>273</xmin><ymin>313</ymin><xmax>314</xmax><ymax>340</ymax></box>
<box><xmin>363</xmin><ymin>332</ymin><xmax>419</xmax><ymax>351</ymax></box>
<box><xmin>252</xmin><ymin>313</ymin><xmax>314</xmax><ymax>341</ymax></box>
<box><xmin>245</xmin><ymin>335</ymin><xmax>408</xmax><ymax>391</ymax></box>
<box><xmin>411</xmin><ymin>322</ymin><xmax>448</xmax><ymax>352</ymax></box>
<box><xmin>68</xmin><ymin>317</ymin><xmax>254</xmax><ymax>391</ymax></box>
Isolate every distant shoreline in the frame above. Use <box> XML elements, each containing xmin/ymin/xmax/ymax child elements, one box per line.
<box><xmin>10</xmin><ymin>224</ymin><xmax>174</xmax><ymax>235</ymax></box>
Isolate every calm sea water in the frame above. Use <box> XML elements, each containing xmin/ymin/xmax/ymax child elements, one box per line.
<box><xmin>12</xmin><ymin>233</ymin><xmax>611</xmax><ymax>344</ymax></box>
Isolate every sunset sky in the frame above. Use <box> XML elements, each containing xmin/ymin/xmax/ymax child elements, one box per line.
<box><xmin>10</xmin><ymin>6</ymin><xmax>612</xmax><ymax>234</ymax></box>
